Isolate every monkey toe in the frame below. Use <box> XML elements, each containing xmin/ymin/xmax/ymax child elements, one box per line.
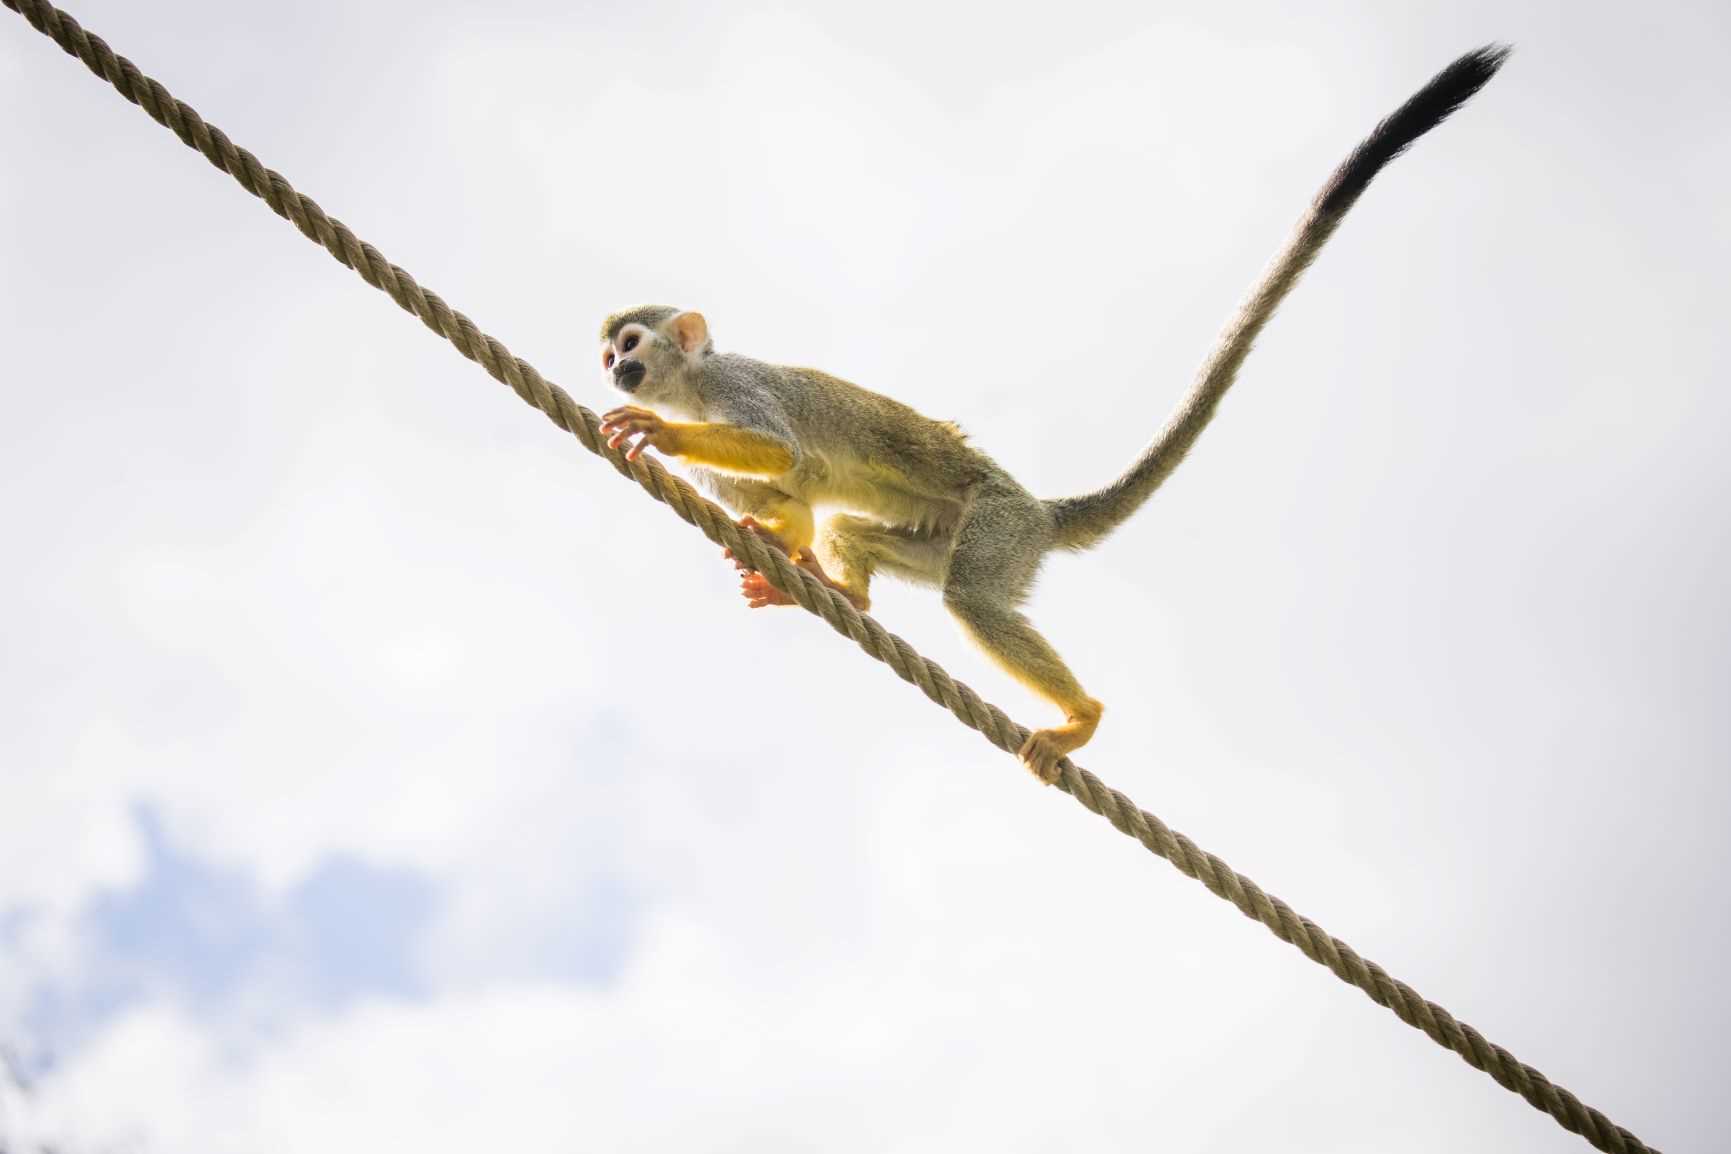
<box><xmin>1018</xmin><ymin>730</ymin><xmax>1067</xmax><ymax>785</ymax></box>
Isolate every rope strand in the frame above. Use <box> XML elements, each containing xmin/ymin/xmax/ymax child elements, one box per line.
<box><xmin>0</xmin><ymin>3</ymin><xmax>1657</xmax><ymax>1150</ymax></box>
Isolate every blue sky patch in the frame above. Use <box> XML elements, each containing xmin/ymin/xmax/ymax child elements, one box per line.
<box><xmin>20</xmin><ymin>803</ymin><xmax>439</xmax><ymax>1059</ymax></box>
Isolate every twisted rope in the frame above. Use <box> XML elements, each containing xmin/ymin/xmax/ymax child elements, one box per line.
<box><xmin>2</xmin><ymin>3</ymin><xmax>1658</xmax><ymax>1151</ymax></box>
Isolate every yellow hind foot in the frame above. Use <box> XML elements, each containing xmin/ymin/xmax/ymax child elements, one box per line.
<box><xmin>1019</xmin><ymin>698</ymin><xmax>1103</xmax><ymax>785</ymax></box>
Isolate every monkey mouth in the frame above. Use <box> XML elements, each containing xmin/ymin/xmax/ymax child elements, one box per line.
<box><xmin>613</xmin><ymin>363</ymin><xmax>646</xmax><ymax>393</ymax></box>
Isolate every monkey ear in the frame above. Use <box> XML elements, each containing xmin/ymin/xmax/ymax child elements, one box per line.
<box><xmin>670</xmin><ymin>311</ymin><xmax>709</xmax><ymax>355</ymax></box>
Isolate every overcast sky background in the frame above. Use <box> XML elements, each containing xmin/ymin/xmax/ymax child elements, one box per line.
<box><xmin>2</xmin><ymin>1</ymin><xmax>1727</xmax><ymax>1150</ymax></box>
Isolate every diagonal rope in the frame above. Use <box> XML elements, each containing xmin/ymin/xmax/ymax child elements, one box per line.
<box><xmin>1</xmin><ymin>3</ymin><xmax>1658</xmax><ymax>1151</ymax></box>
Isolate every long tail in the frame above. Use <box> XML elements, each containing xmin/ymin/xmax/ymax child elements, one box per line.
<box><xmin>1047</xmin><ymin>44</ymin><xmax>1510</xmax><ymax>551</ymax></box>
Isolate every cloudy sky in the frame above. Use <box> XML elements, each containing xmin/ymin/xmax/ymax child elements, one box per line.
<box><xmin>2</xmin><ymin>1</ymin><xmax>1727</xmax><ymax>1150</ymax></box>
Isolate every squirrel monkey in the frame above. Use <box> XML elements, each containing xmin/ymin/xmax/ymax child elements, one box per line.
<box><xmin>598</xmin><ymin>46</ymin><xmax>1508</xmax><ymax>783</ymax></box>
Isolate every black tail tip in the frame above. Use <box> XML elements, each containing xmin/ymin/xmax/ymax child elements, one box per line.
<box><xmin>1454</xmin><ymin>42</ymin><xmax>1515</xmax><ymax>93</ymax></box>
<box><xmin>1402</xmin><ymin>42</ymin><xmax>1514</xmax><ymax>133</ymax></box>
<box><xmin>1315</xmin><ymin>42</ymin><xmax>1513</xmax><ymax>217</ymax></box>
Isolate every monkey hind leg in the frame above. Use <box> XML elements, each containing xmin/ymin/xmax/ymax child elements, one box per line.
<box><xmin>943</xmin><ymin>482</ymin><xmax>1100</xmax><ymax>783</ymax></box>
<box><xmin>945</xmin><ymin>594</ymin><xmax>1103</xmax><ymax>783</ymax></box>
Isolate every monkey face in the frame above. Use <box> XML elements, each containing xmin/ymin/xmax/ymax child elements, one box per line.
<box><xmin>598</xmin><ymin>309</ymin><xmax>711</xmax><ymax>409</ymax></box>
<box><xmin>601</xmin><ymin>323</ymin><xmax>653</xmax><ymax>396</ymax></box>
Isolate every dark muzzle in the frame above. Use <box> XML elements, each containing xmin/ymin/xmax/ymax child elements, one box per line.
<box><xmin>613</xmin><ymin>360</ymin><xmax>646</xmax><ymax>392</ymax></box>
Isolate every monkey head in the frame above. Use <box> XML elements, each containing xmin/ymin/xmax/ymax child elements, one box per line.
<box><xmin>598</xmin><ymin>305</ymin><xmax>712</xmax><ymax>407</ymax></box>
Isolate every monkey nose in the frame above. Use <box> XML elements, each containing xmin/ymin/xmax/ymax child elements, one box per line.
<box><xmin>613</xmin><ymin>361</ymin><xmax>645</xmax><ymax>391</ymax></box>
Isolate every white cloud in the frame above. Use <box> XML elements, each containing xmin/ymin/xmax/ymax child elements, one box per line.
<box><xmin>3</xmin><ymin>772</ymin><xmax>1527</xmax><ymax>1153</ymax></box>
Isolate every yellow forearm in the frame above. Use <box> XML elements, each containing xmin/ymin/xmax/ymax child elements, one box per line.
<box><xmin>664</xmin><ymin>423</ymin><xmax>795</xmax><ymax>476</ymax></box>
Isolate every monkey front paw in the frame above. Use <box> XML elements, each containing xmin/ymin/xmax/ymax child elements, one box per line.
<box><xmin>600</xmin><ymin>405</ymin><xmax>673</xmax><ymax>461</ymax></box>
<box><xmin>1018</xmin><ymin>730</ymin><xmax>1068</xmax><ymax>785</ymax></box>
<box><xmin>738</xmin><ymin>570</ymin><xmax>798</xmax><ymax>609</ymax></box>
<box><xmin>725</xmin><ymin>521</ymin><xmax>870</xmax><ymax>613</ymax></box>
<box><xmin>725</xmin><ymin>517</ymin><xmax>797</xmax><ymax>608</ymax></box>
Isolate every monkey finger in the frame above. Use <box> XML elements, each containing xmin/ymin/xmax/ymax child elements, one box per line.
<box><xmin>603</xmin><ymin>409</ymin><xmax>650</xmax><ymax>428</ymax></box>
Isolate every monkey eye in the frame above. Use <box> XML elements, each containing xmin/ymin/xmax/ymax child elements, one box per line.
<box><xmin>602</xmin><ymin>349</ymin><xmax>616</xmax><ymax>370</ymax></box>
<box><xmin>622</xmin><ymin>334</ymin><xmax>640</xmax><ymax>353</ymax></box>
